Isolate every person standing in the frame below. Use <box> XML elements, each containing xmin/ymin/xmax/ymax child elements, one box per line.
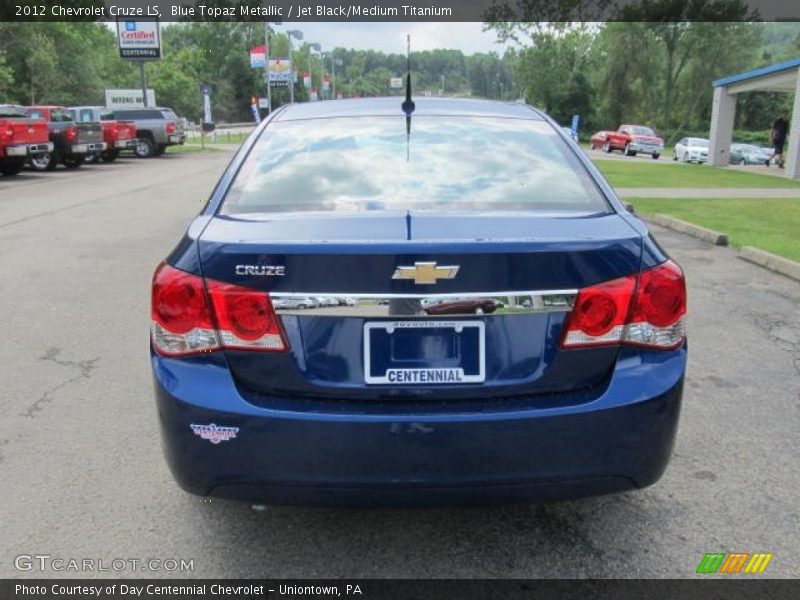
<box><xmin>770</xmin><ymin>110</ymin><xmax>789</xmax><ymax>168</ymax></box>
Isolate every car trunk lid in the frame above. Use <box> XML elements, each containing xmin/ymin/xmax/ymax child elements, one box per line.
<box><xmin>196</xmin><ymin>211</ymin><xmax>642</xmax><ymax>400</ymax></box>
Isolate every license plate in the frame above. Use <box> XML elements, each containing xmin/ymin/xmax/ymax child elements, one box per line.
<box><xmin>363</xmin><ymin>320</ymin><xmax>485</xmax><ymax>385</ymax></box>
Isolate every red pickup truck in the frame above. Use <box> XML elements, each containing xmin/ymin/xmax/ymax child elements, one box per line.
<box><xmin>69</xmin><ymin>106</ymin><xmax>137</xmax><ymax>163</ymax></box>
<box><xmin>24</xmin><ymin>105</ymin><xmax>105</xmax><ymax>170</ymax></box>
<box><xmin>602</xmin><ymin>124</ymin><xmax>664</xmax><ymax>160</ymax></box>
<box><xmin>0</xmin><ymin>105</ymin><xmax>52</xmax><ymax>177</ymax></box>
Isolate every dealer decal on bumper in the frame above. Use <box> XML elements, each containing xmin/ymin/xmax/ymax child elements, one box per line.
<box><xmin>189</xmin><ymin>423</ymin><xmax>239</xmax><ymax>444</ymax></box>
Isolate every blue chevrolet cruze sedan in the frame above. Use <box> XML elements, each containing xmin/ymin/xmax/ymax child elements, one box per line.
<box><xmin>151</xmin><ymin>98</ymin><xmax>687</xmax><ymax>506</ymax></box>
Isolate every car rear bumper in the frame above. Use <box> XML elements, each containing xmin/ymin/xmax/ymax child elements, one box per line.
<box><xmin>152</xmin><ymin>345</ymin><xmax>686</xmax><ymax>506</ymax></box>
<box><xmin>71</xmin><ymin>142</ymin><xmax>106</xmax><ymax>154</ymax></box>
<box><xmin>114</xmin><ymin>139</ymin><xmax>138</xmax><ymax>149</ymax></box>
<box><xmin>4</xmin><ymin>142</ymin><xmax>54</xmax><ymax>157</ymax></box>
<box><xmin>168</xmin><ymin>134</ymin><xmax>185</xmax><ymax>145</ymax></box>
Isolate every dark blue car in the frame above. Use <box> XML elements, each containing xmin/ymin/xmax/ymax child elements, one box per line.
<box><xmin>151</xmin><ymin>98</ymin><xmax>687</xmax><ymax>506</ymax></box>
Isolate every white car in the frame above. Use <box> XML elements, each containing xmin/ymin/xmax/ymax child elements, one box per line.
<box><xmin>673</xmin><ymin>137</ymin><xmax>709</xmax><ymax>163</ymax></box>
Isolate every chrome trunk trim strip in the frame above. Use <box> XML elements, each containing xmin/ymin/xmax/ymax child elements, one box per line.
<box><xmin>271</xmin><ymin>291</ymin><xmax>577</xmax><ymax>317</ymax></box>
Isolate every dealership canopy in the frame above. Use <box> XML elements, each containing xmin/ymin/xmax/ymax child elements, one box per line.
<box><xmin>709</xmin><ymin>57</ymin><xmax>800</xmax><ymax>178</ymax></box>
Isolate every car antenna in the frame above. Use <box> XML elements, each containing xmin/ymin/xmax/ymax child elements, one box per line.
<box><xmin>401</xmin><ymin>34</ymin><xmax>415</xmax><ymax>162</ymax></box>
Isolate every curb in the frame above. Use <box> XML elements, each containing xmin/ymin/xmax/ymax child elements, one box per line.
<box><xmin>649</xmin><ymin>214</ymin><xmax>729</xmax><ymax>246</ymax></box>
<box><xmin>738</xmin><ymin>247</ymin><xmax>800</xmax><ymax>282</ymax></box>
<box><xmin>644</xmin><ymin>214</ymin><xmax>800</xmax><ymax>283</ymax></box>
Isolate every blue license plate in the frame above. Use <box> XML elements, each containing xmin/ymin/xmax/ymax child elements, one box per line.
<box><xmin>363</xmin><ymin>320</ymin><xmax>485</xmax><ymax>385</ymax></box>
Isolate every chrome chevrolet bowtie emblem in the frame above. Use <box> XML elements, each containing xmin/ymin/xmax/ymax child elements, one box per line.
<box><xmin>392</xmin><ymin>262</ymin><xmax>460</xmax><ymax>285</ymax></box>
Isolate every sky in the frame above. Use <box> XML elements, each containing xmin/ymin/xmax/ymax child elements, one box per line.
<box><xmin>272</xmin><ymin>22</ymin><xmax>510</xmax><ymax>55</ymax></box>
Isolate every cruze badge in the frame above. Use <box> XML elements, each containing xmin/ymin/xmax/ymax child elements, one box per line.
<box><xmin>235</xmin><ymin>265</ymin><xmax>285</xmax><ymax>276</ymax></box>
<box><xmin>392</xmin><ymin>261</ymin><xmax>460</xmax><ymax>285</ymax></box>
<box><xmin>190</xmin><ymin>423</ymin><xmax>239</xmax><ymax>445</ymax></box>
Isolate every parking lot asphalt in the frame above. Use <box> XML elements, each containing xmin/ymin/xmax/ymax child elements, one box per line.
<box><xmin>0</xmin><ymin>152</ymin><xmax>798</xmax><ymax>579</ymax></box>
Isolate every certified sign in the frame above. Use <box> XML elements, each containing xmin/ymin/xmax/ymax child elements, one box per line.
<box><xmin>117</xmin><ymin>20</ymin><xmax>161</xmax><ymax>60</ymax></box>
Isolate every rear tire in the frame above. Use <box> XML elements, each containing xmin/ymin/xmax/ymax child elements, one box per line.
<box><xmin>739</xmin><ymin>157</ymin><xmax>746</xmax><ymax>166</ymax></box>
<box><xmin>30</xmin><ymin>152</ymin><xmax>57</xmax><ymax>171</ymax></box>
<box><xmin>155</xmin><ymin>144</ymin><xmax>167</xmax><ymax>156</ymax></box>
<box><xmin>63</xmin><ymin>155</ymin><xmax>84</xmax><ymax>169</ymax></box>
<box><xmin>0</xmin><ymin>158</ymin><xmax>26</xmax><ymax>176</ymax></box>
<box><xmin>603</xmin><ymin>140</ymin><xmax>612</xmax><ymax>153</ymax></box>
<box><xmin>624</xmin><ymin>143</ymin><xmax>635</xmax><ymax>156</ymax></box>
<box><xmin>652</xmin><ymin>153</ymin><xmax>660</xmax><ymax>160</ymax></box>
<box><xmin>101</xmin><ymin>150</ymin><xmax>119</xmax><ymax>163</ymax></box>
<box><xmin>135</xmin><ymin>136</ymin><xmax>156</xmax><ymax>158</ymax></box>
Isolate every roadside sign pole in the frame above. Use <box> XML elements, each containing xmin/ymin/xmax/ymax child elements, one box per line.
<box><xmin>139</xmin><ymin>61</ymin><xmax>148</xmax><ymax>107</ymax></box>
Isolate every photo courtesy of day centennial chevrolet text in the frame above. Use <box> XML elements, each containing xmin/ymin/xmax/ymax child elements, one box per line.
<box><xmin>150</xmin><ymin>97</ymin><xmax>687</xmax><ymax>506</ymax></box>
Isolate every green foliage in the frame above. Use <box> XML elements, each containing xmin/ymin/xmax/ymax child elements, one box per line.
<box><xmin>0</xmin><ymin>13</ymin><xmax>797</xmax><ymax>137</ymax></box>
<box><xmin>593</xmin><ymin>160</ymin><xmax>800</xmax><ymax>188</ymax></box>
<box><xmin>488</xmin><ymin>2</ymin><xmax>797</xmax><ymax>138</ymax></box>
<box><xmin>630</xmin><ymin>197</ymin><xmax>800</xmax><ymax>261</ymax></box>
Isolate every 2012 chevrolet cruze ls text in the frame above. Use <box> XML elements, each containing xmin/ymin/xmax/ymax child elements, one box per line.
<box><xmin>151</xmin><ymin>98</ymin><xmax>687</xmax><ymax>506</ymax></box>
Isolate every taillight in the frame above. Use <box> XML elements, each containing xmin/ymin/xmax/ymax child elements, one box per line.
<box><xmin>625</xmin><ymin>260</ymin><xmax>686</xmax><ymax>348</ymax></box>
<box><xmin>206</xmin><ymin>280</ymin><xmax>286</xmax><ymax>351</ymax></box>
<box><xmin>151</xmin><ymin>263</ymin><xmax>287</xmax><ymax>357</ymax></box>
<box><xmin>108</xmin><ymin>123</ymin><xmax>119</xmax><ymax>141</ymax></box>
<box><xmin>2</xmin><ymin>127</ymin><xmax>13</xmax><ymax>141</ymax></box>
<box><xmin>151</xmin><ymin>263</ymin><xmax>219</xmax><ymax>356</ymax></box>
<box><xmin>166</xmin><ymin>122</ymin><xmax>176</xmax><ymax>135</ymax></box>
<box><xmin>64</xmin><ymin>127</ymin><xmax>77</xmax><ymax>143</ymax></box>
<box><xmin>560</xmin><ymin>260</ymin><xmax>686</xmax><ymax>350</ymax></box>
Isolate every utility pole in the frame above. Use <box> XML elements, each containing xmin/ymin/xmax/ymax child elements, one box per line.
<box><xmin>139</xmin><ymin>61</ymin><xmax>148</xmax><ymax>106</ymax></box>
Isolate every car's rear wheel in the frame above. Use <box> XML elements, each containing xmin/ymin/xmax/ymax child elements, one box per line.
<box><xmin>30</xmin><ymin>152</ymin><xmax>57</xmax><ymax>171</ymax></box>
<box><xmin>135</xmin><ymin>136</ymin><xmax>156</xmax><ymax>158</ymax></box>
<box><xmin>603</xmin><ymin>140</ymin><xmax>612</xmax><ymax>153</ymax></box>
<box><xmin>672</xmin><ymin>151</ymin><xmax>678</xmax><ymax>161</ymax></box>
<box><xmin>652</xmin><ymin>153</ymin><xmax>660</xmax><ymax>160</ymax></box>
<box><xmin>63</xmin><ymin>155</ymin><xmax>84</xmax><ymax>169</ymax></box>
<box><xmin>155</xmin><ymin>144</ymin><xmax>167</xmax><ymax>156</ymax></box>
<box><xmin>739</xmin><ymin>157</ymin><xmax>746</xmax><ymax>166</ymax></box>
<box><xmin>624</xmin><ymin>143</ymin><xmax>635</xmax><ymax>157</ymax></box>
<box><xmin>0</xmin><ymin>158</ymin><xmax>26</xmax><ymax>176</ymax></box>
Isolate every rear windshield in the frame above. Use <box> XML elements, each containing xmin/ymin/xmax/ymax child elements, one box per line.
<box><xmin>51</xmin><ymin>109</ymin><xmax>73</xmax><ymax>122</ymax></box>
<box><xmin>629</xmin><ymin>126</ymin><xmax>656</xmax><ymax>136</ymax></box>
<box><xmin>688</xmin><ymin>138</ymin><xmax>709</xmax><ymax>147</ymax></box>
<box><xmin>0</xmin><ymin>105</ymin><xmax>26</xmax><ymax>118</ymax></box>
<box><xmin>161</xmin><ymin>109</ymin><xmax>178</xmax><ymax>121</ymax></box>
<box><xmin>221</xmin><ymin>116</ymin><xmax>609</xmax><ymax>215</ymax></box>
<box><xmin>71</xmin><ymin>108</ymin><xmax>96</xmax><ymax>122</ymax></box>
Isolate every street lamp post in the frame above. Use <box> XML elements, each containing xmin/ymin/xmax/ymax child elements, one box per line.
<box><xmin>286</xmin><ymin>29</ymin><xmax>303</xmax><ymax>104</ymax></box>
<box><xmin>322</xmin><ymin>52</ymin><xmax>343</xmax><ymax>100</ymax></box>
<box><xmin>264</xmin><ymin>22</ymin><xmax>271</xmax><ymax>113</ymax></box>
<box><xmin>309</xmin><ymin>43</ymin><xmax>322</xmax><ymax>100</ymax></box>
